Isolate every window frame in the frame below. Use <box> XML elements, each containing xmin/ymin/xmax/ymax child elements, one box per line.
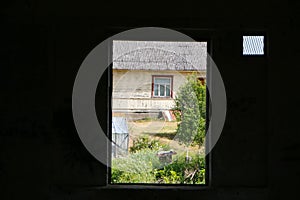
<box><xmin>108</xmin><ymin>36</ymin><xmax>212</xmax><ymax>188</ymax></box>
<box><xmin>151</xmin><ymin>75</ymin><xmax>173</xmax><ymax>98</ymax></box>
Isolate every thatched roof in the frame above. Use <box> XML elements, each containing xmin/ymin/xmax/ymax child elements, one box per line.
<box><xmin>113</xmin><ymin>40</ymin><xmax>207</xmax><ymax>71</ymax></box>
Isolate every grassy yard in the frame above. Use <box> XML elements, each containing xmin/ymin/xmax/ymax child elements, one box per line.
<box><xmin>127</xmin><ymin>119</ymin><xmax>205</xmax><ymax>156</ymax></box>
<box><xmin>111</xmin><ymin>117</ymin><xmax>206</xmax><ymax>184</ymax></box>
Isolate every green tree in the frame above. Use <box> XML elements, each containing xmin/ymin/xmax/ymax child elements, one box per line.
<box><xmin>173</xmin><ymin>74</ymin><xmax>206</xmax><ymax>149</ymax></box>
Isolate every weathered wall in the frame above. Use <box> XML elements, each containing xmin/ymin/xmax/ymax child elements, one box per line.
<box><xmin>112</xmin><ymin>70</ymin><xmax>205</xmax><ymax>111</ymax></box>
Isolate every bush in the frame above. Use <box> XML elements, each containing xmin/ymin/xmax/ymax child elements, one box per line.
<box><xmin>111</xmin><ymin>150</ymin><xmax>205</xmax><ymax>184</ymax></box>
<box><xmin>112</xmin><ymin>136</ymin><xmax>168</xmax><ymax>183</ymax></box>
<box><xmin>112</xmin><ymin>136</ymin><xmax>205</xmax><ymax>184</ymax></box>
<box><xmin>173</xmin><ymin>74</ymin><xmax>206</xmax><ymax>147</ymax></box>
<box><xmin>154</xmin><ymin>153</ymin><xmax>205</xmax><ymax>184</ymax></box>
<box><xmin>129</xmin><ymin>136</ymin><xmax>169</xmax><ymax>153</ymax></box>
<box><xmin>111</xmin><ymin>148</ymin><xmax>159</xmax><ymax>183</ymax></box>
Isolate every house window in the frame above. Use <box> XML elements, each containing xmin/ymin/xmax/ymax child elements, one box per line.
<box><xmin>152</xmin><ymin>76</ymin><xmax>173</xmax><ymax>98</ymax></box>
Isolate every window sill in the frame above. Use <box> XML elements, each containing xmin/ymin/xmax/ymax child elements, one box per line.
<box><xmin>151</xmin><ymin>97</ymin><xmax>173</xmax><ymax>99</ymax></box>
<box><xmin>97</xmin><ymin>184</ymin><xmax>210</xmax><ymax>190</ymax></box>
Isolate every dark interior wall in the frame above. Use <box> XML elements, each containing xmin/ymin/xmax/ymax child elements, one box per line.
<box><xmin>1</xmin><ymin>0</ymin><xmax>300</xmax><ymax>199</ymax></box>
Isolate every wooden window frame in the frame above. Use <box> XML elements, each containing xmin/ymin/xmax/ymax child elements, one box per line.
<box><xmin>151</xmin><ymin>75</ymin><xmax>174</xmax><ymax>98</ymax></box>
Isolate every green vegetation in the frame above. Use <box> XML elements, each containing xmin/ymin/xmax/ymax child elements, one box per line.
<box><xmin>111</xmin><ymin>136</ymin><xmax>205</xmax><ymax>184</ymax></box>
<box><xmin>154</xmin><ymin>152</ymin><xmax>205</xmax><ymax>184</ymax></box>
<box><xmin>111</xmin><ymin>148</ymin><xmax>159</xmax><ymax>183</ymax></box>
<box><xmin>173</xmin><ymin>74</ymin><xmax>206</xmax><ymax>147</ymax></box>
<box><xmin>129</xmin><ymin>136</ymin><xmax>170</xmax><ymax>153</ymax></box>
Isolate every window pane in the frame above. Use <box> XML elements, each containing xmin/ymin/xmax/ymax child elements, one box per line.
<box><xmin>160</xmin><ymin>85</ymin><xmax>165</xmax><ymax>96</ymax></box>
<box><xmin>166</xmin><ymin>85</ymin><xmax>170</xmax><ymax>97</ymax></box>
<box><xmin>154</xmin><ymin>84</ymin><xmax>158</xmax><ymax>96</ymax></box>
<box><xmin>155</xmin><ymin>78</ymin><xmax>170</xmax><ymax>84</ymax></box>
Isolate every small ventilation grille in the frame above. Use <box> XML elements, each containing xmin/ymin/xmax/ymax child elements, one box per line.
<box><xmin>243</xmin><ymin>36</ymin><xmax>264</xmax><ymax>55</ymax></box>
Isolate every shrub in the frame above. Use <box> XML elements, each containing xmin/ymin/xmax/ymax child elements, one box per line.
<box><xmin>112</xmin><ymin>136</ymin><xmax>205</xmax><ymax>184</ymax></box>
<box><xmin>130</xmin><ymin>136</ymin><xmax>169</xmax><ymax>153</ymax></box>
<box><xmin>155</xmin><ymin>153</ymin><xmax>205</xmax><ymax>184</ymax></box>
<box><xmin>173</xmin><ymin>74</ymin><xmax>206</xmax><ymax>147</ymax></box>
<box><xmin>111</xmin><ymin>150</ymin><xmax>206</xmax><ymax>184</ymax></box>
<box><xmin>111</xmin><ymin>148</ymin><xmax>159</xmax><ymax>183</ymax></box>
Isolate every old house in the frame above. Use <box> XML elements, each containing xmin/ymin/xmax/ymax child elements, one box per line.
<box><xmin>112</xmin><ymin>40</ymin><xmax>207</xmax><ymax>118</ymax></box>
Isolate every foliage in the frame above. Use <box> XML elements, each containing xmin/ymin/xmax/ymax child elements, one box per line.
<box><xmin>129</xmin><ymin>136</ymin><xmax>169</xmax><ymax>153</ymax></box>
<box><xmin>173</xmin><ymin>74</ymin><xmax>206</xmax><ymax>147</ymax></box>
<box><xmin>154</xmin><ymin>152</ymin><xmax>205</xmax><ymax>184</ymax></box>
<box><xmin>111</xmin><ymin>148</ymin><xmax>159</xmax><ymax>183</ymax></box>
<box><xmin>112</xmin><ymin>152</ymin><xmax>205</xmax><ymax>184</ymax></box>
<box><xmin>112</xmin><ymin>137</ymin><xmax>205</xmax><ymax>184</ymax></box>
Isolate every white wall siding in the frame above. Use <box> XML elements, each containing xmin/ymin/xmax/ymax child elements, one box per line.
<box><xmin>112</xmin><ymin>70</ymin><xmax>204</xmax><ymax>112</ymax></box>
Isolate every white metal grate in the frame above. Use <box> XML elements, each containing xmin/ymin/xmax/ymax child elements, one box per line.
<box><xmin>243</xmin><ymin>36</ymin><xmax>264</xmax><ymax>55</ymax></box>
